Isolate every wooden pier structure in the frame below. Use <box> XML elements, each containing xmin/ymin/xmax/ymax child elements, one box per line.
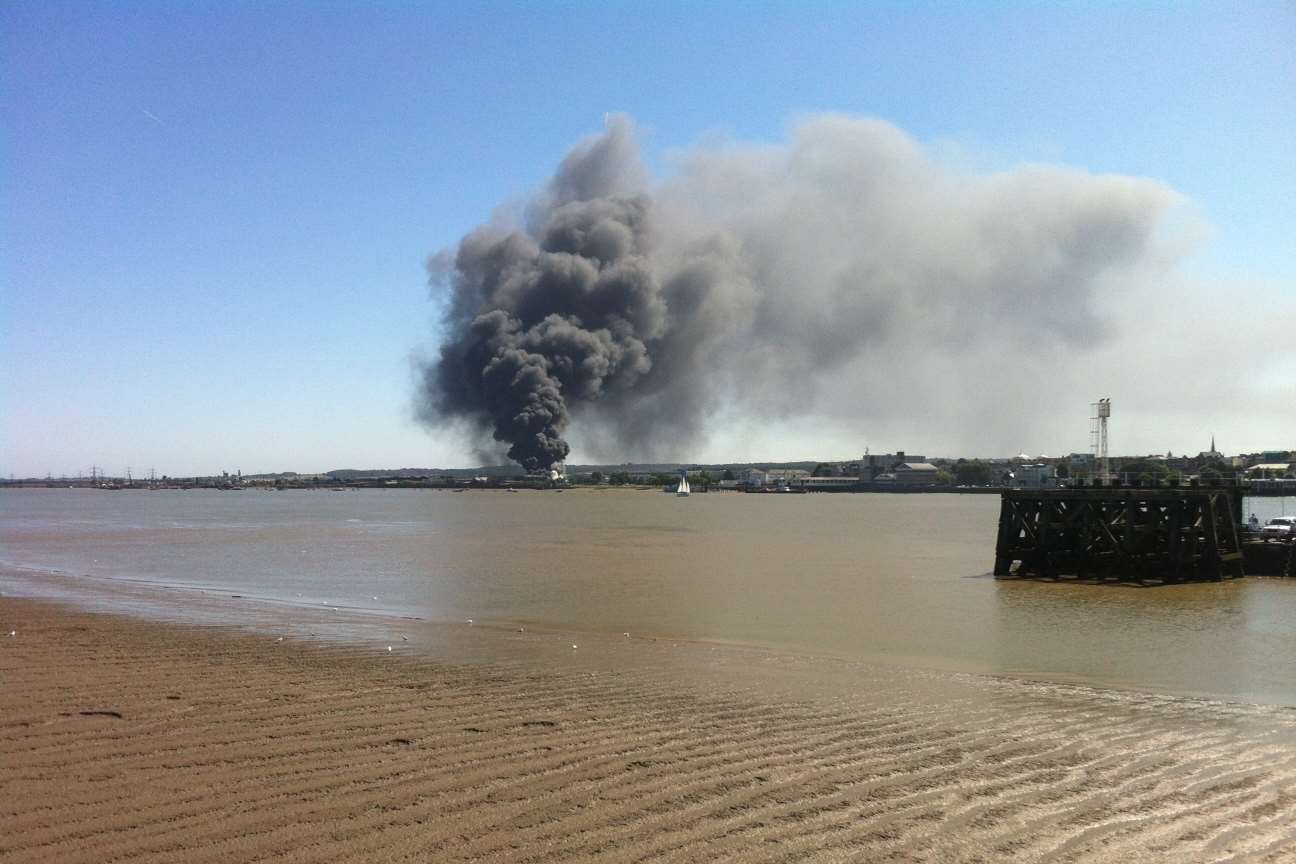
<box><xmin>994</xmin><ymin>484</ymin><xmax>1245</xmax><ymax>585</ymax></box>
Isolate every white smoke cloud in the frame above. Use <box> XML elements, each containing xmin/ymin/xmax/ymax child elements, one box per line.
<box><xmin>420</xmin><ymin>114</ymin><xmax>1293</xmax><ymax>464</ymax></box>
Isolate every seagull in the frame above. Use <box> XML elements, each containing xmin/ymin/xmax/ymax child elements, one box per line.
<box><xmin>386</xmin><ymin>646</ymin><xmax>393</xmax><ymax>652</ymax></box>
<box><xmin>466</xmin><ymin>618</ymin><xmax>473</xmax><ymax>625</ymax></box>
<box><xmin>518</xmin><ymin>627</ymin><xmax>525</xmax><ymax>633</ymax></box>
<box><xmin>7</xmin><ymin>630</ymin><xmax>14</xmax><ymax>638</ymax></box>
<box><xmin>571</xmin><ymin>644</ymin><xmax>578</xmax><ymax>649</ymax></box>
<box><xmin>400</xmin><ymin>635</ymin><xmax>409</xmax><ymax>641</ymax></box>
<box><xmin>275</xmin><ymin>637</ymin><xmax>283</xmax><ymax>643</ymax></box>
<box><xmin>372</xmin><ymin>596</ymin><xmax>378</xmax><ymax>601</ymax></box>
<box><xmin>623</xmin><ymin>632</ymin><xmax>630</xmax><ymax>638</ymax></box>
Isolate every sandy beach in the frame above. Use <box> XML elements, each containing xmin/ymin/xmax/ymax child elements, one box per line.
<box><xmin>3</xmin><ymin>596</ymin><xmax>1295</xmax><ymax>863</ymax></box>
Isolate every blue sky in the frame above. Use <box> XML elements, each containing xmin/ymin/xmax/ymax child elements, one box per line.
<box><xmin>3</xmin><ymin>1</ymin><xmax>1293</xmax><ymax>476</ymax></box>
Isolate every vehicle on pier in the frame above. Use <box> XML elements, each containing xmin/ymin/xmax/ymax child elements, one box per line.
<box><xmin>1259</xmin><ymin>517</ymin><xmax>1295</xmax><ymax>542</ymax></box>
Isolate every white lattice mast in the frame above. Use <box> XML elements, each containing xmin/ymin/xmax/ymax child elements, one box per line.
<box><xmin>1090</xmin><ymin>398</ymin><xmax>1111</xmax><ymax>481</ymax></box>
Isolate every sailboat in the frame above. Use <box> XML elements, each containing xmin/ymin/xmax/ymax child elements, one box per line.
<box><xmin>676</xmin><ymin>470</ymin><xmax>691</xmax><ymax>497</ymax></box>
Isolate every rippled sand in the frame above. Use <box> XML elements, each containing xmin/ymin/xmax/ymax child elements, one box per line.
<box><xmin>3</xmin><ymin>597</ymin><xmax>1295</xmax><ymax>863</ymax></box>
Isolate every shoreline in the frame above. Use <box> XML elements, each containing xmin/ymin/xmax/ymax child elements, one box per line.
<box><xmin>4</xmin><ymin>596</ymin><xmax>1296</xmax><ymax>862</ymax></box>
<box><xmin>3</xmin><ymin>563</ymin><xmax>1294</xmax><ymax>712</ymax></box>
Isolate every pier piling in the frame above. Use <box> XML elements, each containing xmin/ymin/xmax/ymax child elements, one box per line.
<box><xmin>993</xmin><ymin>483</ymin><xmax>1245</xmax><ymax>584</ymax></box>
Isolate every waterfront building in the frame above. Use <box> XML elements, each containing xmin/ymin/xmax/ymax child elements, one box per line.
<box><xmin>800</xmin><ymin>476</ymin><xmax>859</xmax><ymax>490</ymax></box>
<box><xmin>1246</xmin><ymin>462</ymin><xmax>1295</xmax><ymax>479</ymax></box>
<box><xmin>860</xmin><ymin>452</ymin><xmax>925</xmax><ymax>481</ymax></box>
<box><xmin>890</xmin><ymin>462</ymin><xmax>941</xmax><ymax>485</ymax></box>
<box><xmin>1011</xmin><ymin>463</ymin><xmax>1058</xmax><ymax>489</ymax></box>
<box><xmin>1068</xmin><ymin>453</ymin><xmax>1095</xmax><ymax>475</ymax></box>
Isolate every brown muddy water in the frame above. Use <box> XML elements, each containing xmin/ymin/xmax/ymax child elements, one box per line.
<box><xmin>2</xmin><ymin>487</ymin><xmax>1294</xmax><ymax>705</ymax></box>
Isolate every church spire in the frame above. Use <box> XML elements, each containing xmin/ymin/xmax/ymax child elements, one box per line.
<box><xmin>1211</xmin><ymin>435</ymin><xmax>1216</xmax><ymax>453</ymax></box>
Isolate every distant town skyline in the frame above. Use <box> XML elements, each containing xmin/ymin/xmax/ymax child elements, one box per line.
<box><xmin>3</xmin><ymin>3</ymin><xmax>1293</xmax><ymax>477</ymax></box>
<box><xmin>9</xmin><ymin>438</ymin><xmax>1292</xmax><ymax>484</ymax></box>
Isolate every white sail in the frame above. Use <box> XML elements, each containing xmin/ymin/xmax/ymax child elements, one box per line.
<box><xmin>676</xmin><ymin>473</ymin><xmax>690</xmax><ymax>497</ymax></box>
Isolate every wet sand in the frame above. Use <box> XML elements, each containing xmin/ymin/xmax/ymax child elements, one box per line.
<box><xmin>3</xmin><ymin>597</ymin><xmax>1296</xmax><ymax>863</ymax></box>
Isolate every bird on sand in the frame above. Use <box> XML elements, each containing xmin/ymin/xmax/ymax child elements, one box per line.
<box><xmin>386</xmin><ymin>646</ymin><xmax>393</xmax><ymax>652</ymax></box>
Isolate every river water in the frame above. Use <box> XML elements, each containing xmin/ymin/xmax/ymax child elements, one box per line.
<box><xmin>2</xmin><ymin>488</ymin><xmax>1293</xmax><ymax>705</ymax></box>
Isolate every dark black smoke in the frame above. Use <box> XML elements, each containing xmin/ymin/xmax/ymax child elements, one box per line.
<box><xmin>419</xmin><ymin>114</ymin><xmax>1179</xmax><ymax>466</ymax></box>
<box><xmin>422</xmin><ymin>119</ymin><xmax>662</xmax><ymax>470</ymax></box>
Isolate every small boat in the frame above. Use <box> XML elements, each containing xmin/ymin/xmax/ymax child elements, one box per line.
<box><xmin>676</xmin><ymin>471</ymin><xmax>690</xmax><ymax>497</ymax></box>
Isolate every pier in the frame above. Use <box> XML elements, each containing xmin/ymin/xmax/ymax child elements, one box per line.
<box><xmin>994</xmin><ymin>484</ymin><xmax>1248</xmax><ymax>584</ymax></box>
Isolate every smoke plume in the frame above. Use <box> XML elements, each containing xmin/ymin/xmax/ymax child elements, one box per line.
<box><xmin>419</xmin><ymin>114</ymin><xmax>1181</xmax><ymax>466</ymax></box>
